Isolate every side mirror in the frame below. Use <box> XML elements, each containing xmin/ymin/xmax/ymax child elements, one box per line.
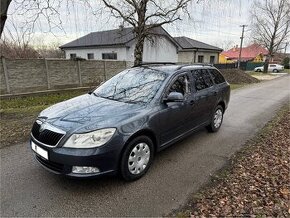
<box><xmin>164</xmin><ymin>92</ymin><xmax>184</xmax><ymax>103</ymax></box>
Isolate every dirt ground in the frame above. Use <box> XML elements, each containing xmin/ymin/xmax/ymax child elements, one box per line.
<box><xmin>220</xmin><ymin>69</ymin><xmax>260</xmax><ymax>84</ymax></box>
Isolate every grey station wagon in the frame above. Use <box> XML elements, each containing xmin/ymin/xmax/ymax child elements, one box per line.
<box><xmin>30</xmin><ymin>63</ymin><xmax>230</xmax><ymax>181</ymax></box>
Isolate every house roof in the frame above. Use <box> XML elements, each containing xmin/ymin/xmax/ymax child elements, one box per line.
<box><xmin>174</xmin><ymin>36</ymin><xmax>223</xmax><ymax>52</ymax></box>
<box><xmin>221</xmin><ymin>44</ymin><xmax>268</xmax><ymax>60</ymax></box>
<box><xmin>60</xmin><ymin>26</ymin><xmax>180</xmax><ymax>49</ymax></box>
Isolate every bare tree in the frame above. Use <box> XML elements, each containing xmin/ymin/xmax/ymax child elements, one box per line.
<box><xmin>1</xmin><ymin>0</ymin><xmax>67</xmax><ymax>38</ymax></box>
<box><xmin>0</xmin><ymin>0</ymin><xmax>12</xmax><ymax>37</ymax></box>
<box><xmin>250</xmin><ymin>0</ymin><xmax>290</xmax><ymax>73</ymax></box>
<box><xmin>100</xmin><ymin>0</ymin><xmax>192</xmax><ymax>65</ymax></box>
<box><xmin>0</xmin><ymin>16</ymin><xmax>39</xmax><ymax>58</ymax></box>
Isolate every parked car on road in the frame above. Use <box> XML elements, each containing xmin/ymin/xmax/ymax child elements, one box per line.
<box><xmin>254</xmin><ymin>64</ymin><xmax>284</xmax><ymax>72</ymax></box>
<box><xmin>30</xmin><ymin>63</ymin><xmax>230</xmax><ymax>181</ymax></box>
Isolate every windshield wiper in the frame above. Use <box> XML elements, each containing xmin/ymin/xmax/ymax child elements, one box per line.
<box><xmin>92</xmin><ymin>92</ymin><xmax>100</xmax><ymax>97</ymax></box>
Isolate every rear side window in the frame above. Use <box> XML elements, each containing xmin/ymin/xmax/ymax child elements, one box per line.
<box><xmin>192</xmin><ymin>69</ymin><xmax>213</xmax><ymax>91</ymax></box>
<box><xmin>208</xmin><ymin>69</ymin><xmax>225</xmax><ymax>84</ymax></box>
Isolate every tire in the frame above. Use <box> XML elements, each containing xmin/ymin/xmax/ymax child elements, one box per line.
<box><xmin>207</xmin><ymin>105</ymin><xmax>224</xmax><ymax>133</ymax></box>
<box><xmin>120</xmin><ymin>136</ymin><xmax>154</xmax><ymax>181</ymax></box>
<box><xmin>257</xmin><ymin>69</ymin><xmax>262</xmax><ymax>72</ymax></box>
<box><xmin>273</xmin><ymin>69</ymin><xmax>278</xmax><ymax>73</ymax></box>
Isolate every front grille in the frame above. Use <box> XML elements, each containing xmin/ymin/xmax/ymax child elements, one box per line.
<box><xmin>31</xmin><ymin>121</ymin><xmax>64</xmax><ymax>146</ymax></box>
<box><xmin>35</xmin><ymin>155</ymin><xmax>64</xmax><ymax>173</ymax></box>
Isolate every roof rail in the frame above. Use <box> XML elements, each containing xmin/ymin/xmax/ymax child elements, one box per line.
<box><xmin>175</xmin><ymin>63</ymin><xmax>214</xmax><ymax>70</ymax></box>
<box><xmin>187</xmin><ymin>63</ymin><xmax>214</xmax><ymax>67</ymax></box>
<box><xmin>133</xmin><ymin>62</ymin><xmax>176</xmax><ymax>67</ymax></box>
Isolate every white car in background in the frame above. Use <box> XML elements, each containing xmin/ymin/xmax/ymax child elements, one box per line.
<box><xmin>254</xmin><ymin>64</ymin><xmax>284</xmax><ymax>73</ymax></box>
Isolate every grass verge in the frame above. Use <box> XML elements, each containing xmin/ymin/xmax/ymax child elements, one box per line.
<box><xmin>0</xmin><ymin>90</ymin><xmax>88</xmax><ymax>148</ymax></box>
<box><xmin>230</xmin><ymin>84</ymin><xmax>247</xmax><ymax>90</ymax></box>
<box><xmin>171</xmin><ymin>103</ymin><xmax>290</xmax><ymax>217</ymax></box>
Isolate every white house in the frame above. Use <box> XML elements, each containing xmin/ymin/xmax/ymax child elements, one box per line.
<box><xmin>174</xmin><ymin>36</ymin><xmax>223</xmax><ymax>64</ymax></box>
<box><xmin>60</xmin><ymin>26</ymin><xmax>180</xmax><ymax>63</ymax></box>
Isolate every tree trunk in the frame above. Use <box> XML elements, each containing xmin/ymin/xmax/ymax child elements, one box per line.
<box><xmin>263</xmin><ymin>57</ymin><xmax>269</xmax><ymax>73</ymax></box>
<box><xmin>134</xmin><ymin>35</ymin><xmax>145</xmax><ymax>66</ymax></box>
<box><xmin>0</xmin><ymin>0</ymin><xmax>12</xmax><ymax>38</ymax></box>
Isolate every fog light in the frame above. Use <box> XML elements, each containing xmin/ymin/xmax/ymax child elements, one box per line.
<box><xmin>72</xmin><ymin>166</ymin><xmax>100</xmax><ymax>174</ymax></box>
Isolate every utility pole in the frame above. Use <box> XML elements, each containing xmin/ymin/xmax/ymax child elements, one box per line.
<box><xmin>237</xmin><ymin>25</ymin><xmax>247</xmax><ymax>69</ymax></box>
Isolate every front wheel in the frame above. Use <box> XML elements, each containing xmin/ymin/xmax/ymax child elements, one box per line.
<box><xmin>207</xmin><ymin>105</ymin><xmax>224</xmax><ymax>132</ymax></box>
<box><xmin>120</xmin><ymin>136</ymin><xmax>154</xmax><ymax>181</ymax></box>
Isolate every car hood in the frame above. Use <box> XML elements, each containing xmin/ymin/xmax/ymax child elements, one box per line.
<box><xmin>38</xmin><ymin>94</ymin><xmax>147</xmax><ymax>133</ymax></box>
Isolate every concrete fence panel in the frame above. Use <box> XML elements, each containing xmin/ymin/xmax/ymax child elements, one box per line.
<box><xmin>48</xmin><ymin>60</ymin><xmax>79</xmax><ymax>89</ymax></box>
<box><xmin>0</xmin><ymin>58</ymin><xmax>128</xmax><ymax>96</ymax></box>
<box><xmin>0</xmin><ymin>60</ymin><xmax>7</xmax><ymax>94</ymax></box>
<box><xmin>5</xmin><ymin>59</ymin><xmax>47</xmax><ymax>94</ymax></box>
<box><xmin>80</xmin><ymin>61</ymin><xmax>105</xmax><ymax>86</ymax></box>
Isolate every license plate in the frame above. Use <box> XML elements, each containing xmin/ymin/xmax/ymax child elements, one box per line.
<box><xmin>31</xmin><ymin>141</ymin><xmax>48</xmax><ymax>160</ymax></box>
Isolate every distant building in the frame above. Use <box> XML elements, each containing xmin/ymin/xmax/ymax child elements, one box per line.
<box><xmin>60</xmin><ymin>26</ymin><xmax>180</xmax><ymax>63</ymax></box>
<box><xmin>60</xmin><ymin>27</ymin><xmax>223</xmax><ymax>64</ymax></box>
<box><xmin>174</xmin><ymin>36</ymin><xmax>223</xmax><ymax>64</ymax></box>
<box><xmin>219</xmin><ymin>44</ymin><xmax>268</xmax><ymax>63</ymax></box>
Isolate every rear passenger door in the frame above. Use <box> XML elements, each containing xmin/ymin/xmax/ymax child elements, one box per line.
<box><xmin>190</xmin><ymin>69</ymin><xmax>217</xmax><ymax>126</ymax></box>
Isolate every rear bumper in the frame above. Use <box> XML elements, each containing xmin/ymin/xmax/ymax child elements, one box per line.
<box><xmin>30</xmin><ymin>138</ymin><xmax>123</xmax><ymax>178</ymax></box>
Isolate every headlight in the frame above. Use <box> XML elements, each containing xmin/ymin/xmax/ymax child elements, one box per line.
<box><xmin>63</xmin><ymin>128</ymin><xmax>116</xmax><ymax>148</ymax></box>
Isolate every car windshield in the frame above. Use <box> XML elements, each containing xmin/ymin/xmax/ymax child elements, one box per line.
<box><xmin>94</xmin><ymin>67</ymin><xmax>168</xmax><ymax>104</ymax></box>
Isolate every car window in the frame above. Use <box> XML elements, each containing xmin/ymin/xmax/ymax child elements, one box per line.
<box><xmin>192</xmin><ymin>69</ymin><xmax>213</xmax><ymax>91</ymax></box>
<box><xmin>168</xmin><ymin>74</ymin><xmax>190</xmax><ymax>96</ymax></box>
<box><xmin>269</xmin><ymin>65</ymin><xmax>276</xmax><ymax>67</ymax></box>
<box><xmin>208</xmin><ymin>69</ymin><xmax>225</xmax><ymax>84</ymax></box>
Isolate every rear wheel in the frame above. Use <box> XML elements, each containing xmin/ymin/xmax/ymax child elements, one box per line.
<box><xmin>120</xmin><ymin>136</ymin><xmax>154</xmax><ymax>181</ymax></box>
<box><xmin>207</xmin><ymin>105</ymin><xmax>224</xmax><ymax>132</ymax></box>
<box><xmin>256</xmin><ymin>69</ymin><xmax>262</xmax><ymax>72</ymax></box>
<box><xmin>273</xmin><ymin>69</ymin><xmax>278</xmax><ymax>73</ymax></box>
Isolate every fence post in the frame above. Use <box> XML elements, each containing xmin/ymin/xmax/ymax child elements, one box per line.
<box><xmin>77</xmin><ymin>60</ymin><xmax>82</xmax><ymax>86</ymax></box>
<box><xmin>44</xmin><ymin>58</ymin><xmax>50</xmax><ymax>89</ymax></box>
<box><xmin>1</xmin><ymin>57</ymin><xmax>10</xmax><ymax>94</ymax></box>
<box><xmin>103</xmin><ymin>60</ymin><xmax>107</xmax><ymax>81</ymax></box>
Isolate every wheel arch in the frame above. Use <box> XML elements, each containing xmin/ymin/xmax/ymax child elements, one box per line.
<box><xmin>118</xmin><ymin>129</ymin><xmax>158</xmax><ymax>172</ymax></box>
<box><xmin>120</xmin><ymin>129</ymin><xmax>158</xmax><ymax>160</ymax></box>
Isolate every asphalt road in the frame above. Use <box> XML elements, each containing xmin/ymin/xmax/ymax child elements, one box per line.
<box><xmin>1</xmin><ymin>75</ymin><xmax>289</xmax><ymax>217</ymax></box>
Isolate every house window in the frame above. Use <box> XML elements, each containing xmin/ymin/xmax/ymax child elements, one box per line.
<box><xmin>87</xmin><ymin>53</ymin><xmax>94</xmax><ymax>60</ymax></box>
<box><xmin>210</xmin><ymin>56</ymin><xmax>215</xmax><ymax>63</ymax></box>
<box><xmin>198</xmin><ymin>55</ymin><xmax>204</xmax><ymax>63</ymax></box>
<box><xmin>70</xmin><ymin>53</ymin><xmax>76</xmax><ymax>59</ymax></box>
<box><xmin>102</xmin><ymin>53</ymin><xmax>117</xmax><ymax>60</ymax></box>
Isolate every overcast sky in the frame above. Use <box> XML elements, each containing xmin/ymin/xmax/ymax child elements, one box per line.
<box><xmin>5</xmin><ymin>0</ymin><xmax>288</xmax><ymax>52</ymax></box>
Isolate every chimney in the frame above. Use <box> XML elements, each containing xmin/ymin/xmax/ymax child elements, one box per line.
<box><xmin>233</xmin><ymin>44</ymin><xmax>239</xmax><ymax>51</ymax></box>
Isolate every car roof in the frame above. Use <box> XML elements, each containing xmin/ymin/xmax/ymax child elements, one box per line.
<box><xmin>133</xmin><ymin>64</ymin><xmax>215</xmax><ymax>74</ymax></box>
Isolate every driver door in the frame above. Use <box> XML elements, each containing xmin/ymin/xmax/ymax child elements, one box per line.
<box><xmin>158</xmin><ymin>72</ymin><xmax>192</xmax><ymax>146</ymax></box>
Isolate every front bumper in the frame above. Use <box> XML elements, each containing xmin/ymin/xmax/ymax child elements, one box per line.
<box><xmin>30</xmin><ymin>138</ymin><xmax>123</xmax><ymax>178</ymax></box>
